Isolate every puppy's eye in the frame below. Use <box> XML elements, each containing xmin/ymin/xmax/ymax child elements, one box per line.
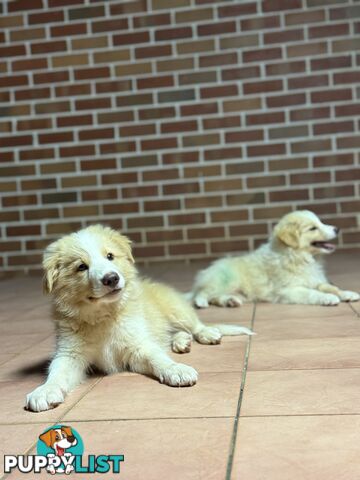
<box><xmin>107</xmin><ymin>253</ymin><xmax>114</xmax><ymax>261</ymax></box>
<box><xmin>309</xmin><ymin>227</ymin><xmax>318</xmax><ymax>231</ymax></box>
<box><xmin>77</xmin><ymin>263</ymin><xmax>88</xmax><ymax>272</ymax></box>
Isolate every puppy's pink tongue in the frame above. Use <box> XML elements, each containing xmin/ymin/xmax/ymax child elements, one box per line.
<box><xmin>324</xmin><ymin>243</ymin><xmax>335</xmax><ymax>250</ymax></box>
<box><xmin>56</xmin><ymin>446</ymin><xmax>65</xmax><ymax>456</ymax></box>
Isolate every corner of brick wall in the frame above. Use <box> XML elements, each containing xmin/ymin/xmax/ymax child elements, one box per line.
<box><xmin>0</xmin><ymin>0</ymin><xmax>359</xmax><ymax>273</ymax></box>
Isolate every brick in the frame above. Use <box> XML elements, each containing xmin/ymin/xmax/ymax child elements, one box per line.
<box><xmin>21</xmin><ymin>178</ymin><xmax>56</xmax><ymax>190</ymax></box>
<box><xmin>230</xmin><ymin>223</ymin><xmax>268</xmax><ymax>236</ymax></box>
<box><xmin>43</xmin><ymin>192</ymin><xmax>77</xmax><ymax>204</ymax></box>
<box><xmin>335</xmin><ymin>168</ymin><xmax>360</xmax><ymax>182</ymax></box>
<box><xmin>3</xmin><ymin>194</ymin><xmax>37</xmax><ymax>207</ymax></box>
<box><xmin>205</xmin><ymin>147</ymin><xmax>242</xmax><ymax>161</ymax></box>
<box><xmin>20</xmin><ymin>148</ymin><xmax>55</xmax><ymax>161</ymax></box>
<box><xmin>291</xmin><ymin>139</ymin><xmax>331</xmax><ymax>153</ymax></box>
<box><xmin>176</xmin><ymin>8</ymin><xmax>213</xmax><ymax>23</ymax></box>
<box><xmin>120</xmin><ymin>124</ymin><xmax>156</xmax><ymax>137</ymax></box>
<box><xmin>337</xmin><ymin>136</ymin><xmax>360</xmax><ymax>149</ymax></box>
<box><xmin>264</xmin><ymin>28</ymin><xmax>303</xmax><ymax>44</ymax></box>
<box><xmin>219</xmin><ymin>3</ymin><xmax>257</xmax><ymax>17</ymax></box>
<box><xmin>0</xmin><ymin>74</ymin><xmax>28</xmax><ymax>88</ymax></box>
<box><xmin>123</xmin><ymin>154</ymin><xmax>158</xmax><ymax>169</ymax></box>
<box><xmin>81</xmin><ymin>158</ymin><xmax>117</xmax><ymax>171</ymax></box>
<box><xmin>288</xmin><ymin>74</ymin><xmax>328</xmax><ymax>90</ymax></box>
<box><xmin>157</xmin><ymin>57</ymin><xmax>194</xmax><ymax>72</ymax></box>
<box><xmin>266</xmin><ymin>60</ymin><xmax>305</xmax><ymax>76</ymax></box>
<box><xmin>141</xmin><ymin>137</ymin><xmax>178</xmax><ymax>150</ymax></box>
<box><xmin>143</xmin><ymin>168</ymin><xmax>178</xmax><ymax>182</ymax></box>
<box><xmin>330</xmin><ymin>5</ymin><xmax>360</xmax><ymax>20</ymax></box>
<box><xmin>211</xmin><ymin>210</ymin><xmax>248</xmax><ymax>222</ymax></box>
<box><xmin>8</xmin><ymin>0</ymin><xmax>43</xmax><ymax>12</ymax></box>
<box><xmin>220</xmin><ymin>34</ymin><xmax>259</xmax><ymax>50</ymax></box>
<box><xmin>183</xmin><ymin>133</ymin><xmax>220</xmax><ymax>147</ymax></box>
<box><xmin>137</xmin><ymin>75</ymin><xmax>174</xmax><ymax>90</ymax></box>
<box><xmin>203</xmin><ymin>116</ymin><xmax>241</xmax><ymax>130</ymax></box>
<box><xmin>314</xmin><ymin>185</ymin><xmax>354</xmax><ymax>199</ymax></box>
<box><xmin>144</xmin><ymin>199</ymin><xmax>180</xmax><ymax>212</ymax></box>
<box><xmin>169</xmin><ymin>213</ymin><xmax>205</xmax><ymax>226</ymax></box>
<box><xmin>123</xmin><ymin>185</ymin><xmax>158</xmax><ymax>199</ymax></box>
<box><xmin>335</xmin><ymin>104</ymin><xmax>360</xmax><ymax>117</ymax></box>
<box><xmin>75</xmin><ymin>66</ymin><xmax>110</xmax><ymax>80</ymax></box>
<box><xmin>94</xmin><ymin>49</ymin><xmax>131</xmax><ymax>64</ymax></box>
<box><xmin>12</xmin><ymin>58</ymin><xmax>47</xmax><ymax>72</ymax></box>
<box><xmin>201</xmin><ymin>84</ymin><xmax>238</xmax><ymax>99</ymax></box>
<box><xmin>181</xmin><ymin>102</ymin><xmax>218</xmax><ymax>117</ymax></box>
<box><xmin>128</xmin><ymin>215</ymin><xmax>163</xmax><ymax>229</ymax></box>
<box><xmin>285</xmin><ymin>9</ymin><xmax>325</xmax><ymax>25</ymax></box>
<box><xmin>0</xmin><ymin>15</ymin><xmax>23</xmax><ymax>28</ymax></box>
<box><xmin>134</xmin><ymin>245</ymin><xmax>165</xmax><ymax>258</ymax></box>
<box><xmin>39</xmin><ymin>131</ymin><xmax>73</xmax><ymax>144</ymax></box>
<box><xmin>110</xmin><ymin>0</ymin><xmax>146</xmax><ymax>15</ymax></box>
<box><xmin>163</xmin><ymin>182</ymin><xmax>199</xmax><ymax>195</ymax></box>
<box><xmin>40</xmin><ymin>161</ymin><xmax>75</xmax><ymax>174</ymax></box>
<box><xmin>262</xmin><ymin>0</ymin><xmax>301</xmax><ymax>12</ymax></box>
<box><xmin>334</xmin><ymin>72</ymin><xmax>360</xmax><ymax>85</ymax></box>
<box><xmin>313</xmin><ymin>153</ymin><xmax>354</xmax><ymax>168</ymax></box>
<box><xmin>309</xmin><ymin>23</ymin><xmax>349</xmax><ymax>39</ymax></box>
<box><xmin>244</xmin><ymin>79</ymin><xmax>283</xmax><ymax>94</ymax></box>
<box><xmin>161</xmin><ymin>120</ymin><xmax>197</xmax><ymax>134</ymax></box>
<box><xmin>113</xmin><ymin>31</ymin><xmax>150</xmax><ymax>45</ymax></box>
<box><xmin>332</xmin><ymin>39</ymin><xmax>360</xmax><ymax>53</ymax></box>
<box><xmin>61</xmin><ymin>175</ymin><xmax>97</xmax><ymax>188</ymax></box>
<box><xmin>248</xmin><ymin>143</ymin><xmax>286</xmax><ymax>157</ymax></box>
<box><xmin>179</xmin><ymin>71</ymin><xmax>217</xmax><ymax>85</ymax></box>
<box><xmin>28</xmin><ymin>10</ymin><xmax>64</xmax><ymax>24</ymax></box>
<box><xmin>254</xmin><ymin>206</ymin><xmax>290</xmax><ymax>220</ymax></box>
<box><xmin>311</xmin><ymin>89</ymin><xmax>352</xmax><ymax>103</ymax></box>
<box><xmin>51</xmin><ymin>23</ymin><xmax>87</xmax><ymax>37</ymax></box>
<box><xmin>55</xmin><ymin>84</ymin><xmax>91</xmax><ymax>97</ymax></box>
<box><xmin>46</xmin><ymin>222</ymin><xmax>82</xmax><ymax>235</ymax></box>
<box><xmin>68</xmin><ymin>5</ymin><xmax>104</xmax><ymax>20</ymax></box>
<box><xmin>155</xmin><ymin>26</ymin><xmax>192</xmax><ymax>41</ymax></box>
<box><xmin>177</xmin><ymin>39</ymin><xmax>215</xmax><ymax>55</ymax></box>
<box><xmin>59</xmin><ymin>144</ymin><xmax>94</xmax><ymax>160</ymax></box>
<box><xmin>270</xmin><ymin>189</ymin><xmax>309</xmax><ymax>202</ymax></box>
<box><xmin>15</xmin><ymin>87</ymin><xmax>50</xmax><ymax>101</ymax></box>
<box><xmin>241</xmin><ymin>15</ymin><xmax>280</xmax><ymax>31</ymax></box>
<box><xmin>34</xmin><ymin>70</ymin><xmax>69</xmax><ymax>84</ymax></box>
<box><xmin>52</xmin><ymin>53</ymin><xmax>89</xmax><ymax>68</ymax></box>
<box><xmin>269</xmin><ymin>125</ymin><xmax>308</xmax><ymax>139</ymax></box>
<box><xmin>290</xmin><ymin>106</ymin><xmax>330</xmax><ymax>122</ymax></box>
<box><xmin>287</xmin><ymin>41</ymin><xmax>327</xmax><ymax>57</ymax></box>
<box><xmin>205</xmin><ymin>178</ymin><xmax>243</xmax><ymax>193</ymax></box>
<box><xmin>199</xmin><ymin>52</ymin><xmax>237</xmax><ymax>68</ymax></box>
<box><xmin>226</xmin><ymin>161</ymin><xmax>264</xmax><ymax>174</ymax></box>
<box><xmin>222</xmin><ymin>66</ymin><xmax>260</xmax><ymax>81</ymax></box>
<box><xmin>159</xmin><ymin>89</ymin><xmax>195</xmax><ymax>103</ymax></box>
<box><xmin>7</xmin><ymin>226</ymin><xmax>41</xmax><ymax>237</ymax></box>
<box><xmin>98</xmin><ymin>111</ymin><xmax>134</xmax><ymax>124</ymax></box>
<box><xmin>185</xmin><ymin>196</ymin><xmax>222</xmax><ymax>209</ymax></box>
<box><xmin>267</xmin><ymin>93</ymin><xmax>306</xmax><ymax>108</ymax></box>
<box><xmin>136</xmin><ymin>45</ymin><xmax>172</xmax><ymax>59</ymax></box>
<box><xmin>184</xmin><ymin>165</ymin><xmax>221</xmax><ymax>178</ymax></box>
<box><xmin>198</xmin><ymin>20</ymin><xmax>236</xmax><ymax>36</ymax></box>
<box><xmin>0</xmin><ymin>135</ymin><xmax>32</xmax><ymax>148</ymax></box>
<box><xmin>223</xmin><ymin>98</ymin><xmax>262</xmax><ymax>113</ymax></box>
<box><xmin>78</xmin><ymin>128</ymin><xmax>114</xmax><ymax>141</ymax></box>
<box><xmin>139</xmin><ymin>107</ymin><xmax>175</xmax><ymax>120</ymax></box>
<box><xmin>247</xmin><ymin>111</ymin><xmax>285</xmax><ymax>125</ymax></box>
<box><xmin>76</xmin><ymin>98</ymin><xmax>111</xmax><ymax>110</ymax></box>
<box><xmin>290</xmin><ymin>172</ymin><xmax>331</xmax><ymax>185</ymax></box>
<box><xmin>247</xmin><ymin>175</ymin><xmax>286</xmax><ymax>188</ymax></box>
<box><xmin>134</xmin><ymin>13</ymin><xmax>171</xmax><ymax>28</ymax></box>
<box><xmin>31</xmin><ymin>40</ymin><xmax>66</xmax><ymax>54</ymax></box>
<box><xmin>103</xmin><ymin>203</ymin><xmax>139</xmax><ymax>215</ymax></box>
<box><xmin>243</xmin><ymin>47</ymin><xmax>282</xmax><ymax>63</ymax></box>
<box><xmin>0</xmin><ymin>211</ymin><xmax>20</xmax><ymax>222</ymax></box>
<box><xmin>72</xmin><ymin>36</ymin><xmax>108</xmax><ymax>50</ymax></box>
<box><xmin>313</xmin><ymin>120</ymin><xmax>354</xmax><ymax>135</ymax></box>
<box><xmin>100</xmin><ymin>141</ymin><xmax>136</xmax><ymax>155</ymax></box>
<box><xmin>17</xmin><ymin>118</ymin><xmax>52</xmax><ymax>131</ymax></box>
<box><xmin>227</xmin><ymin>192</ymin><xmax>265</xmax><ymax>205</ymax></box>
<box><xmin>57</xmin><ymin>114</ymin><xmax>92</xmax><ymax>127</ymax></box>
<box><xmin>10</xmin><ymin>27</ymin><xmax>45</xmax><ymax>42</ymax></box>
<box><xmin>226</xmin><ymin>129</ymin><xmax>264</xmax><ymax>143</ymax></box>
<box><xmin>163</xmin><ymin>151</ymin><xmax>199</xmax><ymax>164</ymax></box>
<box><xmin>311</xmin><ymin>56</ymin><xmax>351</xmax><ymax>71</ymax></box>
<box><xmin>82</xmin><ymin>189</ymin><xmax>117</xmax><ymax>202</ymax></box>
<box><xmin>169</xmin><ymin>243</ymin><xmax>206</xmax><ymax>255</ymax></box>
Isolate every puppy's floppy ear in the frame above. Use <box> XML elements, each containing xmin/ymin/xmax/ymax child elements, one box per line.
<box><xmin>274</xmin><ymin>221</ymin><xmax>300</xmax><ymax>249</ymax></box>
<box><xmin>112</xmin><ymin>230</ymin><xmax>135</xmax><ymax>263</ymax></box>
<box><xmin>61</xmin><ymin>426</ymin><xmax>73</xmax><ymax>437</ymax></box>
<box><xmin>42</xmin><ymin>241</ymin><xmax>61</xmax><ymax>294</ymax></box>
<box><xmin>39</xmin><ymin>429</ymin><xmax>56</xmax><ymax>447</ymax></box>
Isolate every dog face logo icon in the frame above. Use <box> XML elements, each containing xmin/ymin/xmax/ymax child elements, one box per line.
<box><xmin>37</xmin><ymin>425</ymin><xmax>83</xmax><ymax>475</ymax></box>
<box><xmin>39</xmin><ymin>426</ymin><xmax>77</xmax><ymax>456</ymax></box>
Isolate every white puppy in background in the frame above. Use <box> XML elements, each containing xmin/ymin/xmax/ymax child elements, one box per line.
<box><xmin>190</xmin><ymin>210</ymin><xmax>359</xmax><ymax>308</ymax></box>
<box><xmin>26</xmin><ymin>225</ymin><xmax>252</xmax><ymax>412</ymax></box>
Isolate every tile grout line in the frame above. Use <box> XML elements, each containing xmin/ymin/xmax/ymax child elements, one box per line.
<box><xmin>225</xmin><ymin>302</ymin><xmax>256</xmax><ymax>480</ymax></box>
<box><xmin>0</xmin><ymin>376</ymin><xmax>104</xmax><ymax>480</ymax></box>
<box><xmin>348</xmin><ymin>302</ymin><xmax>360</xmax><ymax>317</ymax></box>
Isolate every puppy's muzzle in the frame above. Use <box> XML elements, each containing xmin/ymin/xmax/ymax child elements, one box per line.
<box><xmin>102</xmin><ymin>272</ymin><xmax>120</xmax><ymax>289</ymax></box>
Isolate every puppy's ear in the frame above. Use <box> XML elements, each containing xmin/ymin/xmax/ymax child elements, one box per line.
<box><xmin>274</xmin><ymin>221</ymin><xmax>299</xmax><ymax>249</ymax></box>
<box><xmin>42</xmin><ymin>241</ymin><xmax>61</xmax><ymax>294</ymax></box>
<box><xmin>39</xmin><ymin>429</ymin><xmax>56</xmax><ymax>447</ymax></box>
<box><xmin>61</xmin><ymin>426</ymin><xmax>73</xmax><ymax>437</ymax></box>
<box><xmin>112</xmin><ymin>231</ymin><xmax>135</xmax><ymax>263</ymax></box>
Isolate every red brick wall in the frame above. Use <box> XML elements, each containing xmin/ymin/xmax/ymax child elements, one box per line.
<box><xmin>0</xmin><ymin>0</ymin><xmax>359</xmax><ymax>272</ymax></box>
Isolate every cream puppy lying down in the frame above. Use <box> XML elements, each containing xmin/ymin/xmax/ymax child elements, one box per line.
<box><xmin>26</xmin><ymin>225</ymin><xmax>252</xmax><ymax>412</ymax></box>
<box><xmin>191</xmin><ymin>210</ymin><xmax>359</xmax><ymax>308</ymax></box>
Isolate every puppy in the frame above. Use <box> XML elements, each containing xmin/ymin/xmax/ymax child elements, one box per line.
<box><xmin>39</xmin><ymin>426</ymin><xmax>77</xmax><ymax>474</ymax></box>
<box><xmin>190</xmin><ymin>210</ymin><xmax>360</xmax><ymax>308</ymax></box>
<box><xmin>26</xmin><ymin>225</ymin><xmax>252</xmax><ymax>412</ymax></box>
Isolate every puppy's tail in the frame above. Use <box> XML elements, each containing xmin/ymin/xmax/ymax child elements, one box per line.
<box><xmin>214</xmin><ymin>324</ymin><xmax>254</xmax><ymax>336</ymax></box>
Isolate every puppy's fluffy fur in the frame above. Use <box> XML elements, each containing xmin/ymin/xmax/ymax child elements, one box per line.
<box><xmin>26</xmin><ymin>225</ymin><xmax>252</xmax><ymax>412</ymax></box>
<box><xmin>191</xmin><ymin>210</ymin><xmax>360</xmax><ymax>308</ymax></box>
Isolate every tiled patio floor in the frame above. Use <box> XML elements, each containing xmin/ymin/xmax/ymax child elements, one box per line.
<box><xmin>0</xmin><ymin>253</ymin><xmax>359</xmax><ymax>479</ymax></box>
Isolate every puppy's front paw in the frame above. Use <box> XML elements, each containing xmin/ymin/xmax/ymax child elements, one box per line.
<box><xmin>195</xmin><ymin>326</ymin><xmax>222</xmax><ymax>345</ymax></box>
<box><xmin>26</xmin><ymin>384</ymin><xmax>64</xmax><ymax>412</ymax></box>
<box><xmin>320</xmin><ymin>293</ymin><xmax>340</xmax><ymax>306</ymax></box>
<box><xmin>160</xmin><ymin>363</ymin><xmax>198</xmax><ymax>387</ymax></box>
<box><xmin>213</xmin><ymin>294</ymin><xmax>243</xmax><ymax>308</ymax></box>
<box><xmin>340</xmin><ymin>290</ymin><xmax>360</xmax><ymax>302</ymax></box>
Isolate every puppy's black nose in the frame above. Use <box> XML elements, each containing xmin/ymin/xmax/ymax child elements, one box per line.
<box><xmin>102</xmin><ymin>272</ymin><xmax>120</xmax><ymax>288</ymax></box>
<box><xmin>334</xmin><ymin>227</ymin><xmax>340</xmax><ymax>234</ymax></box>
<box><xmin>67</xmin><ymin>435</ymin><xmax>75</xmax><ymax>443</ymax></box>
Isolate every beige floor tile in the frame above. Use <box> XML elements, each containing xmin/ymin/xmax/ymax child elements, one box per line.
<box><xmin>241</xmin><ymin>369</ymin><xmax>360</xmax><ymax>416</ymax></box>
<box><xmin>6</xmin><ymin>417</ymin><xmax>234</xmax><ymax>480</ymax></box>
<box><xmin>231</xmin><ymin>415</ymin><xmax>360</xmax><ymax>480</ymax></box>
<box><xmin>170</xmin><ymin>338</ymin><xmax>248</xmax><ymax>373</ymax></box>
<box><xmin>0</xmin><ymin>333</ymin><xmax>51</xmax><ymax>355</ymax></box>
<box><xmin>248</xmin><ymin>337</ymin><xmax>360</xmax><ymax>371</ymax></box>
<box><xmin>253</xmin><ymin>314</ymin><xmax>360</xmax><ymax>341</ymax></box>
<box><xmin>0</xmin><ymin>423</ymin><xmax>50</xmax><ymax>476</ymax></box>
<box><xmin>0</xmin><ymin>377</ymin><xmax>101</xmax><ymax>424</ymax></box>
<box><xmin>254</xmin><ymin>301</ymin><xmax>353</xmax><ymax>321</ymax></box>
<box><xmin>63</xmin><ymin>372</ymin><xmax>242</xmax><ymax>422</ymax></box>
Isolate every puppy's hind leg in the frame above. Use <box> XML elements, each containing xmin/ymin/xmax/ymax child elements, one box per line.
<box><xmin>172</xmin><ymin>331</ymin><xmax>192</xmax><ymax>353</ymax></box>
